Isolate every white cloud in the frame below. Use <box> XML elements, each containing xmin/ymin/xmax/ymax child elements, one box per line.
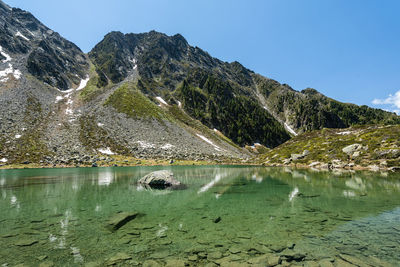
<box><xmin>372</xmin><ymin>90</ymin><xmax>400</xmax><ymax>114</ymax></box>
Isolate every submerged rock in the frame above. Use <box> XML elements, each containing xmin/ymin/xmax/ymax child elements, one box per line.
<box><xmin>14</xmin><ymin>238</ymin><xmax>38</xmax><ymax>246</ymax></box>
<box><xmin>143</xmin><ymin>260</ymin><xmax>162</xmax><ymax>267</ymax></box>
<box><xmin>213</xmin><ymin>217</ymin><xmax>222</xmax><ymax>223</ymax></box>
<box><xmin>39</xmin><ymin>262</ymin><xmax>54</xmax><ymax>267</ymax></box>
<box><xmin>138</xmin><ymin>170</ymin><xmax>182</xmax><ymax>189</ymax></box>
<box><xmin>106</xmin><ymin>252</ymin><xmax>132</xmax><ymax>265</ymax></box>
<box><xmin>165</xmin><ymin>259</ymin><xmax>185</xmax><ymax>267</ymax></box>
<box><xmin>106</xmin><ymin>212</ymin><xmax>139</xmax><ymax>231</ymax></box>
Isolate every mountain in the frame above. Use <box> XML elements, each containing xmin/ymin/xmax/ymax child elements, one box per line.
<box><xmin>0</xmin><ymin>0</ymin><xmax>399</xmax><ymax>166</ymax></box>
<box><xmin>88</xmin><ymin>31</ymin><xmax>400</xmax><ymax>143</ymax></box>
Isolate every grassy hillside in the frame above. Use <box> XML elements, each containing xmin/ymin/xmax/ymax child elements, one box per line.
<box><xmin>258</xmin><ymin>125</ymin><xmax>400</xmax><ymax>170</ymax></box>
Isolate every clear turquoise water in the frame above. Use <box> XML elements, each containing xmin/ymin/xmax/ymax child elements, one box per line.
<box><xmin>0</xmin><ymin>166</ymin><xmax>399</xmax><ymax>266</ymax></box>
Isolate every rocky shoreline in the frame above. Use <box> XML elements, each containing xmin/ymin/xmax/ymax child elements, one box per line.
<box><xmin>263</xmin><ymin>161</ymin><xmax>400</xmax><ymax>173</ymax></box>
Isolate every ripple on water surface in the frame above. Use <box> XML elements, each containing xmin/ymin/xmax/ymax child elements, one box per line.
<box><xmin>0</xmin><ymin>166</ymin><xmax>400</xmax><ymax>266</ymax></box>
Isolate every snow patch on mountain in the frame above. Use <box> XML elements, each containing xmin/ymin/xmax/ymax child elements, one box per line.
<box><xmin>0</xmin><ymin>64</ymin><xmax>22</xmax><ymax>81</ymax></box>
<box><xmin>0</xmin><ymin>46</ymin><xmax>11</xmax><ymax>63</ymax></box>
<box><xmin>76</xmin><ymin>76</ymin><xmax>90</xmax><ymax>91</ymax></box>
<box><xmin>156</xmin><ymin>97</ymin><xmax>168</xmax><ymax>106</ymax></box>
<box><xmin>161</xmin><ymin>143</ymin><xmax>174</xmax><ymax>150</ymax></box>
<box><xmin>196</xmin><ymin>134</ymin><xmax>221</xmax><ymax>151</ymax></box>
<box><xmin>137</xmin><ymin>141</ymin><xmax>155</xmax><ymax>149</ymax></box>
<box><xmin>284</xmin><ymin>123</ymin><xmax>298</xmax><ymax>136</ymax></box>
<box><xmin>15</xmin><ymin>31</ymin><xmax>29</xmax><ymax>41</ymax></box>
<box><xmin>98</xmin><ymin>147</ymin><xmax>115</xmax><ymax>155</ymax></box>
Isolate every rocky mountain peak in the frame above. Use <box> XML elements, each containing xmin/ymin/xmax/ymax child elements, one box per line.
<box><xmin>0</xmin><ymin>1</ymin><xmax>89</xmax><ymax>90</ymax></box>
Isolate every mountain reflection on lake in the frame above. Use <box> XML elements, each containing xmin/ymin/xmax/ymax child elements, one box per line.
<box><xmin>1</xmin><ymin>166</ymin><xmax>399</xmax><ymax>266</ymax></box>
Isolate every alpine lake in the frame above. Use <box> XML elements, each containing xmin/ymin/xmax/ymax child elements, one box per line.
<box><xmin>0</xmin><ymin>166</ymin><xmax>399</xmax><ymax>267</ymax></box>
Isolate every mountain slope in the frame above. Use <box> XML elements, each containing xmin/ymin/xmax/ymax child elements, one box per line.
<box><xmin>88</xmin><ymin>31</ymin><xmax>400</xmax><ymax>147</ymax></box>
<box><xmin>253</xmin><ymin>75</ymin><xmax>400</xmax><ymax>134</ymax></box>
<box><xmin>0</xmin><ymin>1</ymin><xmax>249</xmax><ymax>165</ymax></box>
<box><xmin>258</xmin><ymin>125</ymin><xmax>400</xmax><ymax>170</ymax></box>
<box><xmin>0</xmin><ymin>0</ymin><xmax>399</xmax><ymax>166</ymax></box>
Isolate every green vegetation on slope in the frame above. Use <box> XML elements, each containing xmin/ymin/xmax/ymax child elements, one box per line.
<box><xmin>176</xmin><ymin>75</ymin><xmax>290</xmax><ymax>148</ymax></box>
<box><xmin>259</xmin><ymin>125</ymin><xmax>400</xmax><ymax>168</ymax></box>
<box><xmin>104</xmin><ymin>83</ymin><xmax>167</xmax><ymax>120</ymax></box>
<box><xmin>255</xmin><ymin>75</ymin><xmax>400</xmax><ymax>132</ymax></box>
<box><xmin>79</xmin><ymin>63</ymin><xmax>113</xmax><ymax>102</ymax></box>
<box><xmin>79</xmin><ymin>115</ymin><xmax>130</xmax><ymax>155</ymax></box>
<box><xmin>13</xmin><ymin>96</ymin><xmax>53</xmax><ymax>163</ymax></box>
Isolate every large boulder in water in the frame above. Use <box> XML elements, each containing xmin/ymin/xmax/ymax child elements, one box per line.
<box><xmin>138</xmin><ymin>170</ymin><xmax>181</xmax><ymax>189</ymax></box>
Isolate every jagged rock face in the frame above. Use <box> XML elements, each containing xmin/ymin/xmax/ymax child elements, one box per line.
<box><xmin>89</xmin><ymin>31</ymin><xmax>291</xmax><ymax>147</ymax></box>
<box><xmin>0</xmin><ymin>1</ymin><xmax>88</xmax><ymax>90</ymax></box>
<box><xmin>89</xmin><ymin>31</ymin><xmax>253</xmax><ymax>88</ymax></box>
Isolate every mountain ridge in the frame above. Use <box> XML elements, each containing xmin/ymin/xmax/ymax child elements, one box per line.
<box><xmin>0</xmin><ymin>0</ymin><xmax>399</xmax><ymax>166</ymax></box>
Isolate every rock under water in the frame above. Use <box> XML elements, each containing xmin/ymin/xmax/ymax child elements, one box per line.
<box><xmin>106</xmin><ymin>212</ymin><xmax>139</xmax><ymax>231</ymax></box>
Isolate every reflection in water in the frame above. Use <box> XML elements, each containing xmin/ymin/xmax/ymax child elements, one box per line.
<box><xmin>251</xmin><ymin>174</ymin><xmax>263</xmax><ymax>183</ymax></box>
<box><xmin>343</xmin><ymin>190</ymin><xmax>356</xmax><ymax>197</ymax></box>
<box><xmin>70</xmin><ymin>246</ymin><xmax>84</xmax><ymax>263</ymax></box>
<box><xmin>156</xmin><ymin>224</ymin><xmax>168</xmax><ymax>237</ymax></box>
<box><xmin>0</xmin><ymin>166</ymin><xmax>399</xmax><ymax>266</ymax></box>
<box><xmin>345</xmin><ymin>177</ymin><xmax>366</xmax><ymax>191</ymax></box>
<box><xmin>98</xmin><ymin>169</ymin><xmax>114</xmax><ymax>186</ymax></box>
<box><xmin>198</xmin><ymin>173</ymin><xmax>222</xmax><ymax>194</ymax></box>
<box><xmin>10</xmin><ymin>195</ymin><xmax>17</xmax><ymax>205</ymax></box>
<box><xmin>288</xmin><ymin>187</ymin><xmax>299</xmax><ymax>202</ymax></box>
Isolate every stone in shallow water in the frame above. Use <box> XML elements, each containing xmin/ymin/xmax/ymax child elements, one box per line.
<box><xmin>368</xmin><ymin>256</ymin><xmax>395</xmax><ymax>267</ymax></box>
<box><xmin>106</xmin><ymin>212</ymin><xmax>139</xmax><ymax>231</ymax></box>
<box><xmin>1</xmin><ymin>233</ymin><xmax>18</xmax><ymax>238</ymax></box>
<box><xmin>126</xmin><ymin>230</ymin><xmax>141</xmax><ymax>236</ymax></box>
<box><xmin>37</xmin><ymin>255</ymin><xmax>48</xmax><ymax>261</ymax></box>
<box><xmin>227</xmin><ymin>254</ymin><xmax>243</xmax><ymax>262</ymax></box>
<box><xmin>160</xmin><ymin>239</ymin><xmax>172</xmax><ymax>245</ymax></box>
<box><xmin>131</xmin><ymin>223</ymin><xmax>155</xmax><ymax>230</ymax></box>
<box><xmin>143</xmin><ymin>260</ymin><xmax>162</xmax><ymax>267</ymax></box>
<box><xmin>188</xmin><ymin>255</ymin><xmax>198</xmax><ymax>261</ymax></box>
<box><xmin>165</xmin><ymin>259</ymin><xmax>185</xmax><ymax>267</ymax></box>
<box><xmin>208</xmin><ymin>251</ymin><xmax>223</xmax><ymax>261</ymax></box>
<box><xmin>85</xmin><ymin>262</ymin><xmax>101</xmax><ymax>267</ymax></box>
<box><xmin>106</xmin><ymin>252</ymin><xmax>132</xmax><ymax>265</ymax></box>
<box><xmin>133</xmin><ymin>244</ymin><xmax>149</xmax><ymax>253</ymax></box>
<box><xmin>39</xmin><ymin>261</ymin><xmax>54</xmax><ymax>267</ymax></box>
<box><xmin>138</xmin><ymin>170</ymin><xmax>181</xmax><ymax>189</ymax></box>
<box><xmin>150</xmin><ymin>251</ymin><xmax>171</xmax><ymax>259</ymax></box>
<box><xmin>247</xmin><ymin>255</ymin><xmax>269</xmax><ymax>265</ymax></box>
<box><xmin>318</xmin><ymin>259</ymin><xmax>334</xmax><ymax>267</ymax></box>
<box><xmin>267</xmin><ymin>255</ymin><xmax>281</xmax><ymax>266</ymax></box>
<box><xmin>213</xmin><ymin>217</ymin><xmax>221</xmax><ymax>223</ymax></box>
<box><xmin>303</xmin><ymin>261</ymin><xmax>320</xmax><ymax>267</ymax></box>
<box><xmin>229</xmin><ymin>246</ymin><xmax>242</xmax><ymax>254</ymax></box>
<box><xmin>219</xmin><ymin>261</ymin><xmax>249</xmax><ymax>267</ymax></box>
<box><xmin>117</xmin><ymin>237</ymin><xmax>131</xmax><ymax>245</ymax></box>
<box><xmin>339</xmin><ymin>254</ymin><xmax>369</xmax><ymax>267</ymax></box>
<box><xmin>269</xmin><ymin>244</ymin><xmax>286</xmax><ymax>253</ymax></box>
<box><xmin>14</xmin><ymin>238</ymin><xmax>38</xmax><ymax>246</ymax></box>
<box><xmin>280</xmin><ymin>249</ymin><xmax>306</xmax><ymax>262</ymax></box>
<box><xmin>335</xmin><ymin>258</ymin><xmax>357</xmax><ymax>267</ymax></box>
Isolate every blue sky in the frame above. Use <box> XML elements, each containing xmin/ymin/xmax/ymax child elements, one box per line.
<box><xmin>6</xmin><ymin>0</ymin><xmax>400</xmax><ymax>112</ymax></box>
